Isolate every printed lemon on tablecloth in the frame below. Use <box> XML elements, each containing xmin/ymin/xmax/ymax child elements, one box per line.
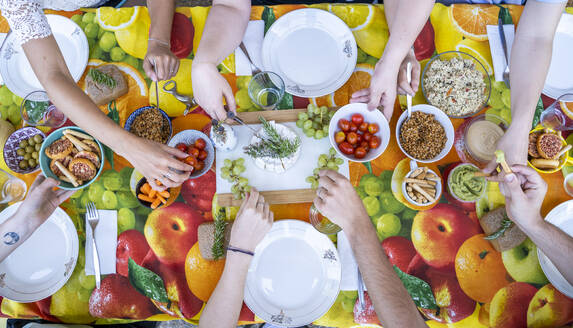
<box><xmin>220</xmin><ymin>53</ymin><xmax>235</xmax><ymax>74</ymax></box>
<box><xmin>96</xmin><ymin>7</ymin><xmax>140</xmax><ymax>31</ymax></box>
<box><xmin>149</xmin><ymin>59</ymin><xmax>193</xmax><ymax>117</ymax></box>
<box><xmin>449</xmin><ymin>5</ymin><xmax>499</xmax><ymax>41</ymax></box>
<box><xmin>431</xmin><ymin>3</ymin><xmax>463</xmax><ymax>54</ymax></box>
<box><xmin>114</xmin><ymin>7</ymin><xmax>151</xmax><ymax>59</ymax></box>
<box><xmin>329</xmin><ymin>4</ymin><xmax>388</xmax><ymax>59</ymax></box>
<box><xmin>456</xmin><ymin>39</ymin><xmax>494</xmax><ymax>76</ymax></box>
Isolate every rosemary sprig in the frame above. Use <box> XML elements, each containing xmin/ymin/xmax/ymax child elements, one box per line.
<box><xmin>244</xmin><ymin>117</ymin><xmax>300</xmax><ymax>159</ymax></box>
<box><xmin>88</xmin><ymin>68</ymin><xmax>117</xmax><ymax>89</ymax></box>
<box><xmin>212</xmin><ymin>208</ymin><xmax>228</xmax><ymax>260</ymax></box>
<box><xmin>484</xmin><ymin>218</ymin><xmax>513</xmax><ymax>240</ymax></box>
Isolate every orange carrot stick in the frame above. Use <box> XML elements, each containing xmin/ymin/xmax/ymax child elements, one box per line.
<box><xmin>138</xmin><ymin>194</ymin><xmax>155</xmax><ymax>203</ymax></box>
<box><xmin>151</xmin><ymin>199</ymin><xmax>161</xmax><ymax>209</ymax></box>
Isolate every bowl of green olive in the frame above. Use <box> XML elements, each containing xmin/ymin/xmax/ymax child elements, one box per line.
<box><xmin>3</xmin><ymin>127</ymin><xmax>46</xmax><ymax>174</ymax></box>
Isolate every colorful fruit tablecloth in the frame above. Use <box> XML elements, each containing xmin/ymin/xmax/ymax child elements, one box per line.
<box><xmin>1</xmin><ymin>3</ymin><xmax>573</xmax><ymax>328</ymax></box>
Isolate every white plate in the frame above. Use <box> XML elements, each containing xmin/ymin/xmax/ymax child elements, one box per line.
<box><xmin>537</xmin><ymin>200</ymin><xmax>573</xmax><ymax>298</ymax></box>
<box><xmin>329</xmin><ymin>103</ymin><xmax>391</xmax><ymax>162</ymax></box>
<box><xmin>0</xmin><ymin>15</ymin><xmax>89</xmax><ymax>100</ymax></box>
<box><xmin>261</xmin><ymin>8</ymin><xmax>357</xmax><ymax>98</ymax></box>
<box><xmin>244</xmin><ymin>220</ymin><xmax>341</xmax><ymax>327</ymax></box>
<box><xmin>0</xmin><ymin>202</ymin><xmax>78</xmax><ymax>302</ymax></box>
<box><xmin>543</xmin><ymin>13</ymin><xmax>573</xmax><ymax>99</ymax></box>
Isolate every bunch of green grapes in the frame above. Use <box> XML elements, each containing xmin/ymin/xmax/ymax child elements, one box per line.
<box><xmin>296</xmin><ymin>103</ymin><xmax>334</xmax><ymax>139</ymax></box>
<box><xmin>221</xmin><ymin>158</ymin><xmax>251</xmax><ymax>199</ymax></box>
<box><xmin>306</xmin><ymin>148</ymin><xmax>344</xmax><ymax>189</ymax></box>
<box><xmin>0</xmin><ymin>86</ymin><xmax>23</xmax><ymax>126</ymax></box>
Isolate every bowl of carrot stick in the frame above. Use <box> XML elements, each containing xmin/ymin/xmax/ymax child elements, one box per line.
<box><xmin>136</xmin><ymin>178</ymin><xmax>171</xmax><ymax>209</ymax></box>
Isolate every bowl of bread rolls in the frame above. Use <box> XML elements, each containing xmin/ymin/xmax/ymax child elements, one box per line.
<box><xmin>527</xmin><ymin>127</ymin><xmax>572</xmax><ymax>174</ymax></box>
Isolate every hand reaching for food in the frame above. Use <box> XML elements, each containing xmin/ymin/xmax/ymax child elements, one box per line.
<box><xmin>483</xmin><ymin>129</ymin><xmax>528</xmax><ymax>176</ymax></box>
<box><xmin>191</xmin><ymin>62</ymin><xmax>236</xmax><ymax>121</ymax></box>
<box><xmin>229</xmin><ymin>188</ymin><xmax>273</xmax><ymax>253</ymax></box>
<box><xmin>350</xmin><ymin>61</ymin><xmax>398</xmax><ymax>121</ymax></box>
<box><xmin>397</xmin><ymin>49</ymin><xmax>421</xmax><ymax>96</ymax></box>
<box><xmin>144</xmin><ymin>40</ymin><xmax>180</xmax><ymax>81</ymax></box>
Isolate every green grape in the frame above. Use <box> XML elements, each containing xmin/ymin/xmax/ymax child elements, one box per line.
<box><xmin>328</xmin><ymin>111</ymin><xmax>335</xmax><ymax>118</ymax></box>
<box><xmin>298</xmin><ymin>112</ymin><xmax>309</xmax><ymax>121</ymax></box>
<box><xmin>355</xmin><ymin>186</ymin><xmax>368</xmax><ymax>199</ymax></box>
<box><xmin>78</xmin><ymin>271</ymin><xmax>96</xmax><ymax>290</ymax></box>
<box><xmin>327</xmin><ymin>161</ymin><xmax>337</xmax><ymax>170</ymax></box>
<box><xmin>0</xmin><ymin>92</ymin><xmax>13</xmax><ymax>106</ymax></box>
<box><xmin>335</xmin><ymin>158</ymin><xmax>344</xmax><ymax>165</ymax></box>
<box><xmin>232</xmin><ymin>165</ymin><xmax>245</xmax><ymax>175</ymax></box>
<box><xmin>501</xmin><ymin>89</ymin><xmax>511</xmax><ymax>108</ymax></box>
<box><xmin>117</xmin><ymin>191</ymin><xmax>139</xmax><ymax>208</ymax></box>
<box><xmin>364</xmin><ymin>179</ymin><xmax>383</xmax><ymax>197</ymax></box>
<box><xmin>317</xmin><ymin>157</ymin><xmax>327</xmax><ymax>167</ymax></box>
<box><xmin>103</xmin><ymin>171</ymin><xmax>122</xmax><ymax>191</ymax></box>
<box><xmin>71</xmin><ymin>14</ymin><xmax>83</xmax><ymax>25</ymax></box>
<box><xmin>238</xmin><ymin>177</ymin><xmax>248</xmax><ymax>187</ymax></box>
<box><xmin>98</xmin><ymin>26</ymin><xmax>105</xmax><ymax>38</ymax></box>
<box><xmin>118</xmin><ymin>208</ymin><xmax>136</xmax><ymax>233</ymax></box>
<box><xmin>221</xmin><ymin>171</ymin><xmax>231</xmax><ymax>180</ymax></box>
<box><xmin>82</xmin><ymin>12</ymin><xmax>96</xmax><ymax>24</ymax></box>
<box><xmin>110</xmin><ymin>46</ymin><xmax>126</xmax><ymax>62</ymax></box>
<box><xmin>303</xmin><ymin>120</ymin><xmax>313</xmax><ymax>130</ymax></box>
<box><xmin>307</xmin><ymin>103</ymin><xmax>318</xmax><ymax>112</ymax></box>
<box><xmin>320</xmin><ymin>106</ymin><xmax>328</xmax><ymax>115</ymax></box>
<box><xmin>101</xmin><ymin>190</ymin><xmax>118</xmax><ymax>210</ymax></box>
<box><xmin>319</xmin><ymin>154</ymin><xmax>328</xmax><ymax>162</ymax></box>
<box><xmin>359</xmin><ymin>174</ymin><xmax>378</xmax><ymax>189</ymax></box>
<box><xmin>375</xmin><ymin>213</ymin><xmax>401</xmax><ymax>241</ymax></box>
<box><xmin>332</xmin><ymin>165</ymin><xmax>339</xmax><ymax>171</ymax></box>
<box><xmin>329</xmin><ymin>148</ymin><xmax>337</xmax><ymax>156</ymax></box>
<box><xmin>221</xmin><ymin>167</ymin><xmax>231</xmax><ymax>174</ymax></box>
<box><xmin>379</xmin><ymin>191</ymin><xmax>405</xmax><ymax>214</ymax></box>
<box><xmin>236</xmin><ymin>76</ymin><xmax>252</xmax><ymax>90</ymax></box>
<box><xmin>314</xmin><ymin>130</ymin><xmax>324</xmax><ymax>139</ymax></box>
<box><xmin>98</xmin><ymin>32</ymin><xmax>117</xmax><ymax>52</ymax></box>
<box><xmin>84</xmin><ymin>23</ymin><xmax>99</xmax><ymax>39</ymax></box>
<box><xmin>307</xmin><ymin>110</ymin><xmax>314</xmax><ymax>119</ymax></box>
<box><xmin>305</xmin><ymin>176</ymin><xmax>317</xmax><ymax>183</ymax></box>
<box><xmin>88</xmin><ymin>183</ymin><xmax>105</xmax><ymax>202</ymax></box>
<box><xmin>362</xmin><ymin>196</ymin><xmax>380</xmax><ymax>217</ymax></box>
<box><xmin>90</xmin><ymin>45</ymin><xmax>105</xmax><ymax>60</ymax></box>
<box><xmin>305</xmin><ymin>129</ymin><xmax>315</xmax><ymax>138</ymax></box>
<box><xmin>232</xmin><ymin>191</ymin><xmax>241</xmax><ymax>200</ymax></box>
<box><xmin>231</xmin><ymin>184</ymin><xmax>238</xmax><ymax>193</ymax></box>
<box><xmin>224</xmin><ymin>159</ymin><xmax>232</xmax><ymax>167</ymax></box>
<box><xmin>235</xmin><ymin>158</ymin><xmax>245</xmax><ymax>165</ymax></box>
<box><xmin>244</xmin><ymin>185</ymin><xmax>251</xmax><ymax>193</ymax></box>
<box><xmin>296</xmin><ymin>119</ymin><xmax>304</xmax><ymax>128</ymax></box>
<box><xmin>313</xmin><ymin>168</ymin><xmax>320</xmax><ymax>175</ymax></box>
<box><xmin>311</xmin><ymin>181</ymin><xmax>319</xmax><ymax>189</ymax></box>
<box><xmin>322</xmin><ymin>125</ymin><xmax>329</xmax><ymax>134</ymax></box>
<box><xmin>312</xmin><ymin>122</ymin><xmax>320</xmax><ymax>130</ymax></box>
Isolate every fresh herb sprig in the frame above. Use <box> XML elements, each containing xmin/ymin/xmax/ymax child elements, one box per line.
<box><xmin>484</xmin><ymin>217</ymin><xmax>513</xmax><ymax>240</ymax></box>
<box><xmin>212</xmin><ymin>208</ymin><xmax>228</xmax><ymax>260</ymax></box>
<box><xmin>88</xmin><ymin>68</ymin><xmax>117</xmax><ymax>89</ymax></box>
<box><xmin>244</xmin><ymin>117</ymin><xmax>300</xmax><ymax>159</ymax></box>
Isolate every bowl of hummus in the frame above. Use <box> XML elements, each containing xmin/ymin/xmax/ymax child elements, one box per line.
<box><xmin>463</xmin><ymin>115</ymin><xmax>505</xmax><ymax>164</ymax></box>
<box><xmin>447</xmin><ymin>163</ymin><xmax>486</xmax><ymax>202</ymax></box>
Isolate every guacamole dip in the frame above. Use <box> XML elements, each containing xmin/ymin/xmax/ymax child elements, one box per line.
<box><xmin>449</xmin><ymin>164</ymin><xmax>485</xmax><ymax>201</ymax></box>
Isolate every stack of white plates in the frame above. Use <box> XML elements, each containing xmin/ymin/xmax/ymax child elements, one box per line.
<box><xmin>543</xmin><ymin>13</ymin><xmax>573</xmax><ymax>100</ymax></box>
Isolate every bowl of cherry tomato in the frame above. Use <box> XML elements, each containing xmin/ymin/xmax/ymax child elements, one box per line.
<box><xmin>328</xmin><ymin>103</ymin><xmax>390</xmax><ymax>162</ymax></box>
<box><xmin>168</xmin><ymin>130</ymin><xmax>214</xmax><ymax>179</ymax></box>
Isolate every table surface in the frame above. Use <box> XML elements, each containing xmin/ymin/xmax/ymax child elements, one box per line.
<box><xmin>0</xmin><ymin>3</ymin><xmax>572</xmax><ymax>328</ymax></box>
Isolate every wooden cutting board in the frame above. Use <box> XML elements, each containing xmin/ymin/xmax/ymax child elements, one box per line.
<box><xmin>216</xmin><ymin>108</ymin><xmax>349</xmax><ymax>207</ymax></box>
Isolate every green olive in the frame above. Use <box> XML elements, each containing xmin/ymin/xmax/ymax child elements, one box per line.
<box><xmin>16</xmin><ymin>148</ymin><xmax>25</xmax><ymax>156</ymax></box>
<box><xmin>31</xmin><ymin>152</ymin><xmax>38</xmax><ymax>159</ymax></box>
<box><xmin>28</xmin><ymin>159</ymin><xmax>36</xmax><ymax>167</ymax></box>
<box><xmin>19</xmin><ymin>140</ymin><xmax>28</xmax><ymax>148</ymax></box>
<box><xmin>35</xmin><ymin>144</ymin><xmax>41</xmax><ymax>151</ymax></box>
<box><xmin>18</xmin><ymin>161</ymin><xmax>28</xmax><ymax>169</ymax></box>
<box><xmin>25</xmin><ymin>146</ymin><xmax>34</xmax><ymax>153</ymax></box>
<box><xmin>27</xmin><ymin>138</ymin><xmax>35</xmax><ymax>146</ymax></box>
<box><xmin>33</xmin><ymin>134</ymin><xmax>43</xmax><ymax>144</ymax></box>
<box><xmin>23</xmin><ymin>153</ymin><xmax>31</xmax><ymax>160</ymax></box>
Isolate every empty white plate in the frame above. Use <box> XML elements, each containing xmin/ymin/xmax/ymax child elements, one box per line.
<box><xmin>0</xmin><ymin>202</ymin><xmax>78</xmax><ymax>302</ymax></box>
<box><xmin>0</xmin><ymin>15</ymin><xmax>89</xmax><ymax>100</ymax></box>
<box><xmin>244</xmin><ymin>220</ymin><xmax>341</xmax><ymax>327</ymax></box>
<box><xmin>537</xmin><ymin>200</ymin><xmax>573</xmax><ymax>298</ymax></box>
<box><xmin>262</xmin><ymin>8</ymin><xmax>357</xmax><ymax>98</ymax></box>
<box><xmin>543</xmin><ymin>13</ymin><xmax>573</xmax><ymax>99</ymax></box>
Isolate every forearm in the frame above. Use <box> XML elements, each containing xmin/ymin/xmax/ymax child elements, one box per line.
<box><xmin>521</xmin><ymin>217</ymin><xmax>573</xmax><ymax>285</ymax></box>
<box><xmin>147</xmin><ymin>0</ymin><xmax>175</xmax><ymax>43</ymax></box>
<box><xmin>0</xmin><ymin>210</ymin><xmax>42</xmax><ymax>262</ymax></box>
<box><xmin>345</xmin><ymin>215</ymin><xmax>427</xmax><ymax>328</ymax></box>
<box><xmin>199</xmin><ymin>252</ymin><xmax>251</xmax><ymax>328</ymax></box>
<box><xmin>193</xmin><ymin>0</ymin><xmax>250</xmax><ymax>66</ymax></box>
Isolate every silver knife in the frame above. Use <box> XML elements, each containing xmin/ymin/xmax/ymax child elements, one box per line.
<box><xmin>357</xmin><ymin>268</ymin><xmax>365</xmax><ymax>310</ymax></box>
<box><xmin>498</xmin><ymin>17</ymin><xmax>511</xmax><ymax>89</ymax></box>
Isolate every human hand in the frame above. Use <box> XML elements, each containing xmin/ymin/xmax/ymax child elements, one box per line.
<box><xmin>350</xmin><ymin>60</ymin><xmax>399</xmax><ymax>121</ymax></box>
<box><xmin>143</xmin><ymin>40</ymin><xmax>180</xmax><ymax>81</ymax></box>
<box><xmin>483</xmin><ymin>127</ymin><xmax>528</xmax><ymax>175</ymax></box>
<box><xmin>123</xmin><ymin>136</ymin><xmax>192</xmax><ymax>191</ymax></box>
<box><xmin>191</xmin><ymin>62</ymin><xmax>236</xmax><ymax>121</ymax></box>
<box><xmin>397</xmin><ymin>49</ymin><xmax>421</xmax><ymax>96</ymax></box>
<box><xmin>17</xmin><ymin>175</ymin><xmax>75</xmax><ymax>226</ymax></box>
<box><xmin>499</xmin><ymin>165</ymin><xmax>547</xmax><ymax>230</ymax></box>
<box><xmin>313</xmin><ymin>170</ymin><xmax>369</xmax><ymax>231</ymax></box>
<box><xmin>229</xmin><ymin>188</ymin><xmax>274</xmax><ymax>253</ymax></box>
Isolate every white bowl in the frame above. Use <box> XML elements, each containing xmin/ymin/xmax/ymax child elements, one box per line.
<box><xmin>328</xmin><ymin>103</ymin><xmax>390</xmax><ymax>162</ymax></box>
<box><xmin>401</xmin><ymin>161</ymin><xmax>442</xmax><ymax>207</ymax></box>
<box><xmin>396</xmin><ymin>104</ymin><xmax>454</xmax><ymax>163</ymax></box>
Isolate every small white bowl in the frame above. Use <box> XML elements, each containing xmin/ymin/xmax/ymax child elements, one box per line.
<box><xmin>328</xmin><ymin>103</ymin><xmax>390</xmax><ymax>162</ymax></box>
<box><xmin>396</xmin><ymin>104</ymin><xmax>454</xmax><ymax>163</ymax></box>
<box><xmin>401</xmin><ymin>161</ymin><xmax>442</xmax><ymax>207</ymax></box>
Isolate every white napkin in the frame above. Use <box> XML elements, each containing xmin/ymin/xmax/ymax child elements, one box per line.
<box><xmin>234</xmin><ymin>20</ymin><xmax>265</xmax><ymax>76</ymax></box>
<box><xmin>0</xmin><ymin>33</ymin><xmax>7</xmax><ymax>85</ymax></box>
<box><xmin>487</xmin><ymin>24</ymin><xmax>515</xmax><ymax>82</ymax></box>
<box><xmin>337</xmin><ymin>231</ymin><xmax>366</xmax><ymax>291</ymax></box>
<box><xmin>85</xmin><ymin>210</ymin><xmax>117</xmax><ymax>275</ymax></box>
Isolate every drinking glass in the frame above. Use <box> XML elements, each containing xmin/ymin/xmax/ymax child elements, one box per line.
<box><xmin>540</xmin><ymin>94</ymin><xmax>573</xmax><ymax>131</ymax></box>
<box><xmin>20</xmin><ymin>90</ymin><xmax>66</xmax><ymax>128</ymax></box>
<box><xmin>248</xmin><ymin>71</ymin><xmax>285</xmax><ymax>110</ymax></box>
<box><xmin>564</xmin><ymin>172</ymin><xmax>573</xmax><ymax>197</ymax></box>
<box><xmin>309</xmin><ymin>204</ymin><xmax>341</xmax><ymax>235</ymax></box>
<box><xmin>0</xmin><ymin>169</ymin><xmax>27</xmax><ymax>204</ymax></box>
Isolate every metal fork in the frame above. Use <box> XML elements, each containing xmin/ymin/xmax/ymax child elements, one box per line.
<box><xmin>239</xmin><ymin>42</ymin><xmax>273</xmax><ymax>86</ymax></box>
<box><xmin>86</xmin><ymin>202</ymin><xmax>101</xmax><ymax>289</ymax></box>
<box><xmin>498</xmin><ymin>17</ymin><xmax>511</xmax><ymax>89</ymax></box>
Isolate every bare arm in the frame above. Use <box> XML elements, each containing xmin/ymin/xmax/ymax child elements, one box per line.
<box><xmin>485</xmin><ymin>1</ymin><xmax>565</xmax><ymax>173</ymax></box>
<box><xmin>144</xmin><ymin>0</ymin><xmax>179</xmax><ymax>81</ymax></box>
<box><xmin>314</xmin><ymin>171</ymin><xmax>427</xmax><ymax>328</ymax></box>
<box><xmin>191</xmin><ymin>0</ymin><xmax>251</xmax><ymax>120</ymax></box>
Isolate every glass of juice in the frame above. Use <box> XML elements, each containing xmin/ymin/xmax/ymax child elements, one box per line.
<box><xmin>309</xmin><ymin>204</ymin><xmax>341</xmax><ymax>235</ymax></box>
<box><xmin>0</xmin><ymin>169</ymin><xmax>27</xmax><ymax>204</ymax></box>
<box><xmin>540</xmin><ymin>93</ymin><xmax>573</xmax><ymax>131</ymax></box>
<box><xmin>248</xmin><ymin>71</ymin><xmax>285</xmax><ymax>110</ymax></box>
<box><xmin>20</xmin><ymin>90</ymin><xmax>66</xmax><ymax>128</ymax></box>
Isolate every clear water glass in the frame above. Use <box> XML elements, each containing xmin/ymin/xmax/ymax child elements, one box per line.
<box><xmin>0</xmin><ymin>169</ymin><xmax>27</xmax><ymax>204</ymax></box>
<box><xmin>248</xmin><ymin>71</ymin><xmax>285</xmax><ymax>110</ymax></box>
<box><xmin>309</xmin><ymin>204</ymin><xmax>341</xmax><ymax>235</ymax></box>
<box><xmin>20</xmin><ymin>90</ymin><xmax>66</xmax><ymax>128</ymax></box>
<box><xmin>540</xmin><ymin>94</ymin><xmax>573</xmax><ymax>131</ymax></box>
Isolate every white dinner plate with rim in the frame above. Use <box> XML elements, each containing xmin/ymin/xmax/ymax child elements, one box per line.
<box><xmin>537</xmin><ymin>200</ymin><xmax>573</xmax><ymax>298</ymax></box>
<box><xmin>0</xmin><ymin>15</ymin><xmax>89</xmax><ymax>100</ymax></box>
<box><xmin>543</xmin><ymin>13</ymin><xmax>573</xmax><ymax>99</ymax></box>
<box><xmin>244</xmin><ymin>220</ymin><xmax>341</xmax><ymax>327</ymax></box>
<box><xmin>261</xmin><ymin>8</ymin><xmax>357</xmax><ymax>98</ymax></box>
<box><xmin>0</xmin><ymin>202</ymin><xmax>78</xmax><ymax>302</ymax></box>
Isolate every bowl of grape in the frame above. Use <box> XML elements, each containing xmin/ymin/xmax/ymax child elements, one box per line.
<box><xmin>3</xmin><ymin>127</ymin><xmax>45</xmax><ymax>174</ymax></box>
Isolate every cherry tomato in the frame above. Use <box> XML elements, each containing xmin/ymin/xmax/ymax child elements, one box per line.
<box><xmin>356</xmin><ymin>133</ymin><xmax>363</xmax><ymax>144</ymax></box>
<box><xmin>360</xmin><ymin>141</ymin><xmax>370</xmax><ymax>151</ymax></box>
<box><xmin>359</xmin><ymin>122</ymin><xmax>369</xmax><ymax>132</ymax></box>
<box><xmin>194</xmin><ymin>138</ymin><xmax>207</xmax><ymax>150</ymax></box>
<box><xmin>354</xmin><ymin>147</ymin><xmax>367</xmax><ymax>159</ymax></box>
<box><xmin>195</xmin><ymin>161</ymin><xmax>205</xmax><ymax>171</ymax></box>
<box><xmin>198</xmin><ymin>150</ymin><xmax>208</xmax><ymax>160</ymax></box>
<box><xmin>175</xmin><ymin>143</ymin><xmax>188</xmax><ymax>153</ymax></box>
<box><xmin>188</xmin><ymin>147</ymin><xmax>200</xmax><ymax>158</ymax></box>
<box><xmin>363</xmin><ymin>132</ymin><xmax>373</xmax><ymax>142</ymax></box>
<box><xmin>351</xmin><ymin>113</ymin><xmax>364</xmax><ymax>126</ymax></box>
<box><xmin>184</xmin><ymin>156</ymin><xmax>198</xmax><ymax>167</ymax></box>
<box><xmin>338</xmin><ymin>142</ymin><xmax>355</xmax><ymax>155</ymax></box>
<box><xmin>338</xmin><ymin>119</ymin><xmax>351</xmax><ymax>132</ymax></box>
<box><xmin>334</xmin><ymin>131</ymin><xmax>346</xmax><ymax>144</ymax></box>
<box><xmin>347</xmin><ymin>132</ymin><xmax>359</xmax><ymax>145</ymax></box>
<box><xmin>369</xmin><ymin>136</ymin><xmax>381</xmax><ymax>149</ymax></box>
<box><xmin>349</xmin><ymin>123</ymin><xmax>358</xmax><ymax>132</ymax></box>
<box><xmin>368</xmin><ymin>123</ymin><xmax>379</xmax><ymax>134</ymax></box>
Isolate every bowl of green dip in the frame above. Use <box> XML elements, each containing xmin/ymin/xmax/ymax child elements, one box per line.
<box><xmin>447</xmin><ymin>163</ymin><xmax>486</xmax><ymax>202</ymax></box>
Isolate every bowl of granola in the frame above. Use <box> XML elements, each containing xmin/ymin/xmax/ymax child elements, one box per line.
<box><xmin>125</xmin><ymin>106</ymin><xmax>172</xmax><ymax>144</ymax></box>
<box><xmin>421</xmin><ymin>51</ymin><xmax>491</xmax><ymax>118</ymax></box>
